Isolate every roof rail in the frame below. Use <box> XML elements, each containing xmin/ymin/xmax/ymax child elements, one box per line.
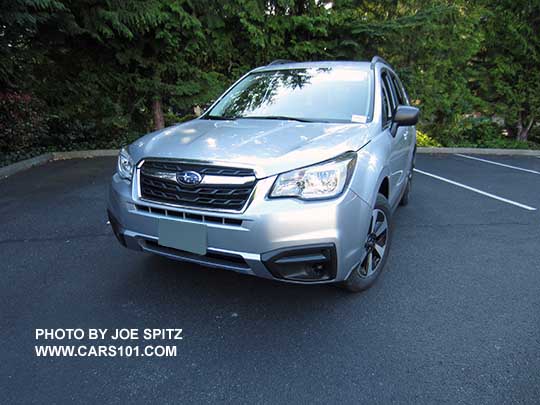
<box><xmin>268</xmin><ymin>59</ymin><xmax>295</xmax><ymax>66</ymax></box>
<box><xmin>370</xmin><ymin>56</ymin><xmax>393</xmax><ymax>69</ymax></box>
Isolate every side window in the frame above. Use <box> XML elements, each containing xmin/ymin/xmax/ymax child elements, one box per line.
<box><xmin>382</xmin><ymin>72</ymin><xmax>398</xmax><ymax>114</ymax></box>
<box><xmin>380</xmin><ymin>72</ymin><xmax>394</xmax><ymax>127</ymax></box>
<box><xmin>381</xmin><ymin>80</ymin><xmax>390</xmax><ymax>127</ymax></box>
<box><xmin>391</xmin><ymin>74</ymin><xmax>405</xmax><ymax>105</ymax></box>
<box><xmin>391</xmin><ymin>74</ymin><xmax>409</xmax><ymax>106</ymax></box>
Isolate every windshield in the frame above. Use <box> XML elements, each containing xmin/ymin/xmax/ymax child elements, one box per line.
<box><xmin>205</xmin><ymin>67</ymin><xmax>373</xmax><ymax>123</ymax></box>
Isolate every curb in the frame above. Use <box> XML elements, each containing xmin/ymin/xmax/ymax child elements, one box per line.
<box><xmin>417</xmin><ymin>147</ymin><xmax>540</xmax><ymax>156</ymax></box>
<box><xmin>0</xmin><ymin>153</ymin><xmax>54</xmax><ymax>179</ymax></box>
<box><xmin>0</xmin><ymin>149</ymin><xmax>119</xmax><ymax>179</ymax></box>
<box><xmin>1</xmin><ymin>147</ymin><xmax>539</xmax><ymax>179</ymax></box>
<box><xmin>52</xmin><ymin>149</ymin><xmax>119</xmax><ymax>160</ymax></box>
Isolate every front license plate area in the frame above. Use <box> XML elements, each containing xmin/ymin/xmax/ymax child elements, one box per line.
<box><xmin>158</xmin><ymin>219</ymin><xmax>207</xmax><ymax>255</ymax></box>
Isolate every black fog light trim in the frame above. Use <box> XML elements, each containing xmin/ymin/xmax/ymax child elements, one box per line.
<box><xmin>107</xmin><ymin>210</ymin><xmax>127</xmax><ymax>247</ymax></box>
<box><xmin>261</xmin><ymin>244</ymin><xmax>337</xmax><ymax>282</ymax></box>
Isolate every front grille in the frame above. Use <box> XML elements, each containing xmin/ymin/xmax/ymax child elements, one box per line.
<box><xmin>135</xmin><ymin>204</ymin><xmax>243</xmax><ymax>226</ymax></box>
<box><xmin>139</xmin><ymin>160</ymin><xmax>256</xmax><ymax>211</ymax></box>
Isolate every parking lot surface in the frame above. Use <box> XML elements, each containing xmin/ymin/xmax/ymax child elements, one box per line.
<box><xmin>1</xmin><ymin>154</ymin><xmax>539</xmax><ymax>403</ymax></box>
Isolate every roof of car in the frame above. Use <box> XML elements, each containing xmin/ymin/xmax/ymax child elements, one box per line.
<box><xmin>253</xmin><ymin>61</ymin><xmax>373</xmax><ymax>72</ymax></box>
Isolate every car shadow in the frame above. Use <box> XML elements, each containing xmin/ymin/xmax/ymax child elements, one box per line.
<box><xmin>114</xmin><ymin>252</ymin><xmax>366</xmax><ymax>323</ymax></box>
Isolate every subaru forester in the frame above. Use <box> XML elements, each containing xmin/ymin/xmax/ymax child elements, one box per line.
<box><xmin>108</xmin><ymin>57</ymin><xmax>419</xmax><ymax>292</ymax></box>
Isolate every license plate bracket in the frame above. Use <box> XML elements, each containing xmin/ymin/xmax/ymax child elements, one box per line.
<box><xmin>158</xmin><ymin>219</ymin><xmax>207</xmax><ymax>255</ymax></box>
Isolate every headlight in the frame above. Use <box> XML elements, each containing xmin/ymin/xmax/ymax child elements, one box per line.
<box><xmin>269</xmin><ymin>152</ymin><xmax>356</xmax><ymax>200</ymax></box>
<box><xmin>117</xmin><ymin>147</ymin><xmax>134</xmax><ymax>180</ymax></box>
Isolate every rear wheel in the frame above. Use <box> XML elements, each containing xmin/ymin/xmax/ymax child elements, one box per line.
<box><xmin>341</xmin><ymin>194</ymin><xmax>392</xmax><ymax>292</ymax></box>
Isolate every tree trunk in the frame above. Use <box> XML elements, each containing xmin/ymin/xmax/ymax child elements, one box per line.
<box><xmin>516</xmin><ymin>114</ymin><xmax>523</xmax><ymax>140</ymax></box>
<box><xmin>516</xmin><ymin>116</ymin><xmax>534</xmax><ymax>142</ymax></box>
<box><xmin>152</xmin><ymin>98</ymin><xmax>165</xmax><ymax>130</ymax></box>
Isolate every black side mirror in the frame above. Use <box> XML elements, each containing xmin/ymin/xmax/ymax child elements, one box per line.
<box><xmin>390</xmin><ymin>105</ymin><xmax>419</xmax><ymax>137</ymax></box>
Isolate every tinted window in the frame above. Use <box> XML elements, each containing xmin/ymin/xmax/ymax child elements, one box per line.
<box><xmin>206</xmin><ymin>67</ymin><xmax>373</xmax><ymax>123</ymax></box>
<box><xmin>382</xmin><ymin>72</ymin><xmax>398</xmax><ymax>115</ymax></box>
<box><xmin>380</xmin><ymin>74</ymin><xmax>393</xmax><ymax>126</ymax></box>
<box><xmin>391</xmin><ymin>74</ymin><xmax>407</xmax><ymax>106</ymax></box>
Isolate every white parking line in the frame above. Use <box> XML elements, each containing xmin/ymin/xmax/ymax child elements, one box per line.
<box><xmin>414</xmin><ymin>168</ymin><xmax>537</xmax><ymax>211</ymax></box>
<box><xmin>455</xmin><ymin>154</ymin><xmax>540</xmax><ymax>175</ymax></box>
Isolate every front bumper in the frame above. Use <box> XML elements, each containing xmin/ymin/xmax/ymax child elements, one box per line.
<box><xmin>108</xmin><ymin>173</ymin><xmax>372</xmax><ymax>284</ymax></box>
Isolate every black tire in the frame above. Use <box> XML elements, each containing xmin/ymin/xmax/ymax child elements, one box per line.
<box><xmin>341</xmin><ymin>193</ymin><xmax>392</xmax><ymax>292</ymax></box>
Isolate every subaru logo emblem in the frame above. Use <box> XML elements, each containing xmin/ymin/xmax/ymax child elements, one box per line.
<box><xmin>176</xmin><ymin>170</ymin><xmax>203</xmax><ymax>186</ymax></box>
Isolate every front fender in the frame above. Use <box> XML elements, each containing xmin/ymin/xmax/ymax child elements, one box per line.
<box><xmin>349</xmin><ymin>135</ymin><xmax>391</xmax><ymax>208</ymax></box>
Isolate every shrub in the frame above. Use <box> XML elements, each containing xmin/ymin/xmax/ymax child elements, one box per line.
<box><xmin>0</xmin><ymin>93</ymin><xmax>49</xmax><ymax>154</ymax></box>
<box><xmin>416</xmin><ymin>130</ymin><xmax>442</xmax><ymax>147</ymax></box>
<box><xmin>450</xmin><ymin>118</ymin><xmax>534</xmax><ymax>149</ymax></box>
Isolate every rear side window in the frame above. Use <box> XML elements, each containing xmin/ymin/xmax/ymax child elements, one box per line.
<box><xmin>382</xmin><ymin>72</ymin><xmax>398</xmax><ymax>112</ymax></box>
<box><xmin>390</xmin><ymin>74</ymin><xmax>408</xmax><ymax>106</ymax></box>
<box><xmin>380</xmin><ymin>73</ymin><xmax>395</xmax><ymax>127</ymax></box>
<box><xmin>381</xmin><ymin>81</ymin><xmax>390</xmax><ymax>126</ymax></box>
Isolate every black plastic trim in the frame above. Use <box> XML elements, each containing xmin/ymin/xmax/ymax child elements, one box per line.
<box><xmin>370</xmin><ymin>55</ymin><xmax>393</xmax><ymax>69</ymax></box>
<box><xmin>142</xmin><ymin>240</ymin><xmax>249</xmax><ymax>271</ymax></box>
<box><xmin>268</xmin><ymin>59</ymin><xmax>295</xmax><ymax>66</ymax></box>
<box><xmin>261</xmin><ymin>243</ymin><xmax>337</xmax><ymax>282</ymax></box>
<box><xmin>107</xmin><ymin>210</ymin><xmax>126</xmax><ymax>247</ymax></box>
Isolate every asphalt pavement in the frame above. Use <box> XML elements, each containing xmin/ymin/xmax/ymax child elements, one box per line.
<box><xmin>1</xmin><ymin>154</ymin><xmax>539</xmax><ymax>404</ymax></box>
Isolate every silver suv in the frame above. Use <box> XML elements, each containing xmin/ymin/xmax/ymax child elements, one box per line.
<box><xmin>108</xmin><ymin>57</ymin><xmax>419</xmax><ymax>292</ymax></box>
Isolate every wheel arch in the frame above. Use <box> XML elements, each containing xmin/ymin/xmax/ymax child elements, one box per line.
<box><xmin>349</xmin><ymin>140</ymin><xmax>391</xmax><ymax>209</ymax></box>
<box><xmin>378</xmin><ymin>177</ymin><xmax>390</xmax><ymax>200</ymax></box>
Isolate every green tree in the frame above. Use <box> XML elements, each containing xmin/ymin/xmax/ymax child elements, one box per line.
<box><xmin>0</xmin><ymin>0</ymin><xmax>65</xmax><ymax>89</ymax></box>
<box><xmin>477</xmin><ymin>0</ymin><xmax>540</xmax><ymax>141</ymax></box>
<box><xmin>2</xmin><ymin>0</ymin><xmax>540</xmax><ymax>162</ymax></box>
<box><xmin>68</xmin><ymin>0</ymin><xmax>214</xmax><ymax>130</ymax></box>
<box><xmin>342</xmin><ymin>0</ymin><xmax>485</xmax><ymax>144</ymax></box>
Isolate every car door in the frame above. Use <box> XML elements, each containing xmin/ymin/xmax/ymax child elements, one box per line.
<box><xmin>390</xmin><ymin>72</ymin><xmax>415</xmax><ymax>168</ymax></box>
<box><xmin>381</xmin><ymin>71</ymin><xmax>409</xmax><ymax>205</ymax></box>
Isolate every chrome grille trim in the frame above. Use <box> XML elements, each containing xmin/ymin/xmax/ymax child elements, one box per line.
<box><xmin>200</xmin><ymin>175</ymin><xmax>256</xmax><ymax>186</ymax></box>
<box><xmin>142</xmin><ymin>168</ymin><xmax>255</xmax><ymax>186</ymax></box>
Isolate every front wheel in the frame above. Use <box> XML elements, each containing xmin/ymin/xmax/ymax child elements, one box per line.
<box><xmin>341</xmin><ymin>194</ymin><xmax>392</xmax><ymax>292</ymax></box>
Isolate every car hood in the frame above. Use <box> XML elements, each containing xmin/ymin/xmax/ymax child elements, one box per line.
<box><xmin>129</xmin><ymin>118</ymin><xmax>376</xmax><ymax>178</ymax></box>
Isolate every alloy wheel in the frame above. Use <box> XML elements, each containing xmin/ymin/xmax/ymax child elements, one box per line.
<box><xmin>359</xmin><ymin>208</ymin><xmax>389</xmax><ymax>277</ymax></box>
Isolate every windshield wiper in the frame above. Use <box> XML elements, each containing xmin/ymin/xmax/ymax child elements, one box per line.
<box><xmin>203</xmin><ymin>115</ymin><xmax>238</xmax><ymax>120</ymax></box>
<box><xmin>237</xmin><ymin>115</ymin><xmax>325</xmax><ymax>123</ymax></box>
